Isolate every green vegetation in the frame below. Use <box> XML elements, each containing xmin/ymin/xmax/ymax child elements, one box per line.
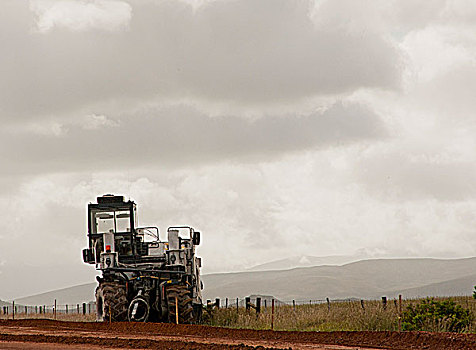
<box><xmin>402</xmin><ymin>298</ymin><xmax>473</xmax><ymax>332</ymax></box>
<box><xmin>203</xmin><ymin>296</ymin><xmax>476</xmax><ymax>333</ymax></box>
<box><xmin>204</xmin><ymin>300</ymin><xmax>398</xmax><ymax>331</ymax></box>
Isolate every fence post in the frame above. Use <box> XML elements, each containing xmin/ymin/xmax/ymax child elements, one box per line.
<box><xmin>66</xmin><ymin>305</ymin><xmax>68</xmax><ymax>314</ymax></box>
<box><xmin>236</xmin><ymin>298</ymin><xmax>239</xmax><ymax>313</ymax></box>
<box><xmin>382</xmin><ymin>296</ymin><xmax>387</xmax><ymax>310</ymax></box>
<box><xmin>292</xmin><ymin>300</ymin><xmax>295</xmax><ymax>312</ymax></box>
<box><xmin>215</xmin><ymin>298</ymin><xmax>220</xmax><ymax>309</ymax></box>
<box><xmin>360</xmin><ymin>300</ymin><xmax>365</xmax><ymax>311</ymax></box>
<box><xmin>256</xmin><ymin>297</ymin><xmax>261</xmax><ymax>315</ymax></box>
<box><xmin>25</xmin><ymin>306</ymin><xmax>27</xmax><ymax>315</ymax></box>
<box><xmin>271</xmin><ymin>299</ymin><xmax>275</xmax><ymax>330</ymax></box>
<box><xmin>398</xmin><ymin>295</ymin><xmax>402</xmax><ymax>332</ymax></box>
<box><xmin>77</xmin><ymin>304</ymin><xmax>80</xmax><ymax>314</ymax></box>
<box><xmin>264</xmin><ymin>299</ymin><xmax>267</xmax><ymax>309</ymax></box>
<box><xmin>326</xmin><ymin>297</ymin><xmax>330</xmax><ymax>312</ymax></box>
<box><xmin>245</xmin><ymin>297</ymin><xmax>251</xmax><ymax>312</ymax></box>
<box><xmin>175</xmin><ymin>296</ymin><xmax>179</xmax><ymax>324</ymax></box>
<box><xmin>83</xmin><ymin>303</ymin><xmax>86</xmax><ymax>315</ymax></box>
<box><xmin>54</xmin><ymin>299</ymin><xmax>57</xmax><ymax>320</ymax></box>
<box><xmin>12</xmin><ymin>301</ymin><xmax>15</xmax><ymax>320</ymax></box>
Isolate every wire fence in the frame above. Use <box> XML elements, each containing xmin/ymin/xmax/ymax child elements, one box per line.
<box><xmin>3</xmin><ymin>295</ymin><xmax>474</xmax><ymax>332</ymax></box>
<box><xmin>0</xmin><ymin>296</ymin><xmax>382</xmax><ymax>319</ymax></box>
<box><xmin>1</xmin><ymin>301</ymin><xmax>96</xmax><ymax>319</ymax></box>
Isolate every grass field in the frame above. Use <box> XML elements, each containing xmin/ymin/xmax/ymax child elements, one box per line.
<box><xmin>2</xmin><ymin>296</ymin><xmax>476</xmax><ymax>333</ymax></box>
<box><xmin>204</xmin><ymin>296</ymin><xmax>476</xmax><ymax>332</ymax></box>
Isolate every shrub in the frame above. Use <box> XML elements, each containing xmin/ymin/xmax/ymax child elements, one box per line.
<box><xmin>402</xmin><ymin>298</ymin><xmax>472</xmax><ymax>333</ymax></box>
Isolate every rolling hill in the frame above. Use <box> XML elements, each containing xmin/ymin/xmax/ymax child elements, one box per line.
<box><xmin>10</xmin><ymin>257</ymin><xmax>476</xmax><ymax>305</ymax></box>
<box><xmin>247</xmin><ymin>255</ymin><xmax>361</xmax><ymax>271</ymax></box>
<box><xmin>203</xmin><ymin>257</ymin><xmax>476</xmax><ymax>301</ymax></box>
<box><xmin>0</xmin><ymin>300</ymin><xmax>11</xmax><ymax>307</ymax></box>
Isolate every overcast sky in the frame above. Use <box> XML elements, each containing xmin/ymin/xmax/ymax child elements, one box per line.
<box><xmin>1</xmin><ymin>0</ymin><xmax>476</xmax><ymax>300</ymax></box>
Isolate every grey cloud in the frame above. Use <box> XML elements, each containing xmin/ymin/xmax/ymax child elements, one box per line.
<box><xmin>357</xmin><ymin>154</ymin><xmax>476</xmax><ymax>201</ymax></box>
<box><xmin>30</xmin><ymin>0</ymin><xmax>132</xmax><ymax>33</ymax></box>
<box><xmin>392</xmin><ymin>0</ymin><xmax>447</xmax><ymax>31</ymax></box>
<box><xmin>413</xmin><ymin>63</ymin><xmax>476</xmax><ymax>120</ymax></box>
<box><xmin>0</xmin><ymin>102</ymin><xmax>385</xmax><ymax>176</ymax></box>
<box><xmin>0</xmin><ymin>0</ymin><xmax>401</xmax><ymax>120</ymax></box>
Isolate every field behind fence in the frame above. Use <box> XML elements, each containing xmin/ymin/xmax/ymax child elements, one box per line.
<box><xmin>2</xmin><ymin>296</ymin><xmax>476</xmax><ymax>332</ymax></box>
<box><xmin>206</xmin><ymin>296</ymin><xmax>476</xmax><ymax>332</ymax></box>
<box><xmin>0</xmin><ymin>301</ymin><xmax>96</xmax><ymax>322</ymax></box>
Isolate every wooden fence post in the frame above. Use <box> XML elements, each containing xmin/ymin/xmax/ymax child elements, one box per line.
<box><xmin>292</xmin><ymin>300</ymin><xmax>295</xmax><ymax>311</ymax></box>
<box><xmin>215</xmin><ymin>298</ymin><xmax>220</xmax><ymax>309</ymax></box>
<box><xmin>175</xmin><ymin>296</ymin><xmax>179</xmax><ymax>324</ymax></box>
<box><xmin>271</xmin><ymin>299</ymin><xmax>275</xmax><ymax>330</ymax></box>
<box><xmin>236</xmin><ymin>298</ymin><xmax>239</xmax><ymax>313</ymax></box>
<box><xmin>54</xmin><ymin>299</ymin><xmax>57</xmax><ymax>320</ymax></box>
<box><xmin>360</xmin><ymin>300</ymin><xmax>365</xmax><ymax>311</ymax></box>
<box><xmin>225</xmin><ymin>298</ymin><xmax>228</xmax><ymax>309</ymax></box>
<box><xmin>382</xmin><ymin>296</ymin><xmax>387</xmax><ymax>310</ymax></box>
<box><xmin>398</xmin><ymin>295</ymin><xmax>402</xmax><ymax>332</ymax></box>
<box><xmin>326</xmin><ymin>297</ymin><xmax>330</xmax><ymax>312</ymax></box>
<box><xmin>12</xmin><ymin>301</ymin><xmax>15</xmax><ymax>320</ymax></box>
<box><xmin>245</xmin><ymin>297</ymin><xmax>251</xmax><ymax>312</ymax></box>
<box><xmin>256</xmin><ymin>297</ymin><xmax>261</xmax><ymax>315</ymax></box>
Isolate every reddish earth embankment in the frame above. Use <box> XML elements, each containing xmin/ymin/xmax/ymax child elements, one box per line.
<box><xmin>0</xmin><ymin>319</ymin><xmax>475</xmax><ymax>349</ymax></box>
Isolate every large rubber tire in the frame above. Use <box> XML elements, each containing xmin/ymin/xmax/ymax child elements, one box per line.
<box><xmin>166</xmin><ymin>285</ymin><xmax>194</xmax><ymax>324</ymax></box>
<box><xmin>95</xmin><ymin>282</ymin><xmax>128</xmax><ymax>322</ymax></box>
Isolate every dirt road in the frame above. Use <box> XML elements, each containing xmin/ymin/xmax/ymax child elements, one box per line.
<box><xmin>0</xmin><ymin>319</ymin><xmax>475</xmax><ymax>349</ymax></box>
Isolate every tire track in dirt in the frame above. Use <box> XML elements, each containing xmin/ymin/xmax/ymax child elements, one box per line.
<box><xmin>1</xmin><ymin>319</ymin><xmax>475</xmax><ymax>350</ymax></box>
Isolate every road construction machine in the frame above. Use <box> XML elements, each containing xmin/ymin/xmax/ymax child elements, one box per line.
<box><xmin>82</xmin><ymin>194</ymin><xmax>203</xmax><ymax>323</ymax></box>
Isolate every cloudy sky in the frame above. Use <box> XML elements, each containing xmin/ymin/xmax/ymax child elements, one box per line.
<box><xmin>1</xmin><ymin>0</ymin><xmax>476</xmax><ymax>300</ymax></box>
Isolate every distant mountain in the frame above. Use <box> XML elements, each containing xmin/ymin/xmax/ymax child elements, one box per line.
<box><xmin>247</xmin><ymin>255</ymin><xmax>361</xmax><ymax>271</ymax></box>
<box><xmin>0</xmin><ymin>300</ymin><xmax>11</xmax><ymax>307</ymax></box>
<box><xmin>14</xmin><ymin>283</ymin><xmax>96</xmax><ymax>306</ymax></box>
<box><xmin>384</xmin><ymin>273</ymin><xmax>476</xmax><ymax>299</ymax></box>
<box><xmin>8</xmin><ymin>257</ymin><xmax>476</xmax><ymax>305</ymax></box>
<box><xmin>203</xmin><ymin>257</ymin><xmax>476</xmax><ymax>301</ymax></box>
